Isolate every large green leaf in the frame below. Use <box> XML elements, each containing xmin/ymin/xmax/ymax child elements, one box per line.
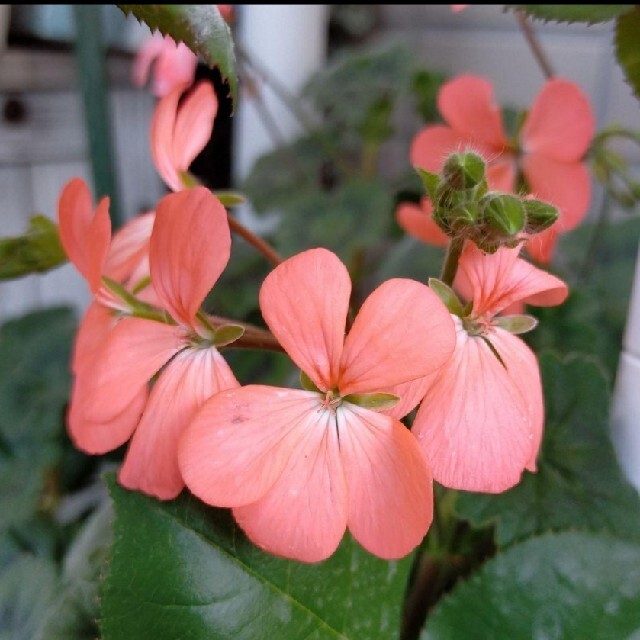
<box><xmin>0</xmin><ymin>307</ymin><xmax>75</xmax><ymax>531</ymax></box>
<box><xmin>118</xmin><ymin>4</ymin><xmax>237</xmax><ymax>103</ymax></box>
<box><xmin>509</xmin><ymin>5</ymin><xmax>634</xmax><ymax>24</ymax></box>
<box><xmin>455</xmin><ymin>353</ymin><xmax>640</xmax><ymax>547</ymax></box>
<box><xmin>101</xmin><ymin>477</ymin><xmax>413</xmax><ymax>640</ymax></box>
<box><xmin>40</xmin><ymin>502</ymin><xmax>113</xmax><ymax>640</ymax></box>
<box><xmin>616</xmin><ymin>7</ymin><xmax>640</xmax><ymax>99</ymax></box>
<box><xmin>422</xmin><ymin>531</ymin><xmax>640</xmax><ymax>640</ymax></box>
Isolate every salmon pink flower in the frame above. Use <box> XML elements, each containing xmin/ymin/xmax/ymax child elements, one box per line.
<box><xmin>179</xmin><ymin>248</ymin><xmax>456</xmax><ymax>563</ymax></box>
<box><xmin>132</xmin><ymin>33</ymin><xmax>198</xmax><ymax>97</ymax></box>
<box><xmin>58</xmin><ymin>178</ymin><xmax>155</xmax><ymax>454</ymax></box>
<box><xmin>409</xmin><ymin>74</ymin><xmax>595</xmax><ymax>262</ymax></box>
<box><xmin>151</xmin><ymin>80</ymin><xmax>218</xmax><ymax>192</ymax></box>
<box><xmin>76</xmin><ymin>187</ymin><xmax>239</xmax><ymax>499</ymax></box>
<box><xmin>412</xmin><ymin>242</ymin><xmax>568</xmax><ymax>493</ymax></box>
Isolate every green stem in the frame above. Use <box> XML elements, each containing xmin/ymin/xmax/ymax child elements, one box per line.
<box><xmin>440</xmin><ymin>237</ymin><xmax>465</xmax><ymax>287</ymax></box>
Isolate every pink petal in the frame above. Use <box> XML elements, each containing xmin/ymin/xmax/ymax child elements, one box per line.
<box><xmin>119</xmin><ymin>347</ymin><xmax>238</xmax><ymax>500</ymax></box>
<box><xmin>338</xmin><ymin>404</ymin><xmax>432</xmax><ymax>559</ymax></box>
<box><xmin>259</xmin><ymin>248</ymin><xmax>350</xmax><ymax>391</ymax></box>
<box><xmin>150</xmin><ymin>188</ymin><xmax>230</xmax><ymax>327</ymax></box>
<box><xmin>83</xmin><ymin>317</ymin><xmax>184</xmax><ymax>422</ymax></box>
<box><xmin>396</xmin><ymin>198</ymin><xmax>449</xmax><ymax>247</ymax></box>
<box><xmin>486</xmin><ymin>157</ymin><xmax>517</xmax><ymax>192</ymax></box>
<box><xmin>381</xmin><ymin>376</ymin><xmax>435</xmax><ymax>420</ymax></box>
<box><xmin>131</xmin><ymin>33</ymin><xmax>165</xmax><ymax>89</ymax></box>
<box><xmin>150</xmin><ymin>83</ymin><xmax>188</xmax><ymax>192</ymax></box>
<box><xmin>525</xmin><ymin>227</ymin><xmax>560</xmax><ymax>265</ymax></box>
<box><xmin>58</xmin><ymin>178</ymin><xmax>111</xmax><ymax>294</ymax></box>
<box><xmin>339</xmin><ymin>279</ymin><xmax>455</xmax><ymax>395</ymax></box>
<box><xmin>413</xmin><ymin>320</ymin><xmax>540</xmax><ymax>493</ymax></box>
<box><xmin>522</xmin><ymin>154</ymin><xmax>591</xmax><ymax>233</ymax></box>
<box><xmin>171</xmin><ymin>80</ymin><xmax>218</xmax><ymax>171</ymax></box>
<box><xmin>104</xmin><ymin>211</ymin><xmax>154</xmax><ymax>284</ymax></box>
<box><xmin>71</xmin><ymin>302</ymin><xmax>115</xmax><ymax>374</ymax></box>
<box><xmin>67</xmin><ymin>374</ymin><xmax>146</xmax><ymax>454</ymax></box>
<box><xmin>152</xmin><ymin>39</ymin><xmax>198</xmax><ymax>97</ymax></box>
<box><xmin>180</xmin><ymin>386</ymin><xmax>330</xmax><ymax>507</ymax></box>
<box><xmin>232</xmin><ymin>406</ymin><xmax>347</xmax><ymax>563</ymax></box>
<box><xmin>438</xmin><ymin>75</ymin><xmax>507</xmax><ymax>149</ymax></box>
<box><xmin>456</xmin><ymin>242</ymin><xmax>568</xmax><ymax>318</ymax></box>
<box><xmin>521</xmin><ymin>78</ymin><xmax>595</xmax><ymax>162</ymax></box>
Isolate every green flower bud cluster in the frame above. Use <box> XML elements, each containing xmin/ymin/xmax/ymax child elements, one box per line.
<box><xmin>416</xmin><ymin>151</ymin><xmax>559</xmax><ymax>253</ymax></box>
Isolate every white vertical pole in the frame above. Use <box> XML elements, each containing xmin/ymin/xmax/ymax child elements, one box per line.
<box><xmin>612</xmin><ymin>247</ymin><xmax>640</xmax><ymax>491</ymax></box>
<box><xmin>232</xmin><ymin>5</ymin><xmax>328</xmax><ymax>183</ymax></box>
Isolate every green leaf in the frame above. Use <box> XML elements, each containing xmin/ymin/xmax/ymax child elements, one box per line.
<box><xmin>422</xmin><ymin>531</ymin><xmax>640</xmax><ymax>639</ymax></box>
<box><xmin>455</xmin><ymin>353</ymin><xmax>640</xmax><ymax>547</ymax></box>
<box><xmin>616</xmin><ymin>7</ymin><xmax>640</xmax><ymax>100</ymax></box>
<box><xmin>0</xmin><ymin>555</ymin><xmax>58</xmax><ymax>640</ymax></box>
<box><xmin>411</xmin><ymin>69</ymin><xmax>446</xmax><ymax>123</ymax></box>
<box><xmin>509</xmin><ymin>5</ymin><xmax>634</xmax><ymax>25</ymax></box>
<box><xmin>343</xmin><ymin>392</ymin><xmax>400</xmax><ymax>411</ymax></box>
<box><xmin>40</xmin><ymin>502</ymin><xmax>112</xmax><ymax>640</ymax></box>
<box><xmin>273</xmin><ymin>179</ymin><xmax>394</xmax><ymax>261</ymax></box>
<box><xmin>102</xmin><ymin>476</ymin><xmax>413</xmax><ymax>640</ymax></box>
<box><xmin>304</xmin><ymin>44</ymin><xmax>415</xmax><ymax>135</ymax></box>
<box><xmin>0</xmin><ymin>307</ymin><xmax>76</xmax><ymax>531</ymax></box>
<box><xmin>0</xmin><ymin>215</ymin><xmax>67</xmax><ymax>280</ymax></box>
<box><xmin>117</xmin><ymin>4</ymin><xmax>237</xmax><ymax>103</ymax></box>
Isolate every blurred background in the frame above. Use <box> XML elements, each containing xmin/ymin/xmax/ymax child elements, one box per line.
<box><xmin>0</xmin><ymin>4</ymin><xmax>637</xmax><ymax>320</ymax></box>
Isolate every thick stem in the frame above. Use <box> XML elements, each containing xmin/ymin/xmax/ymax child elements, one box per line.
<box><xmin>516</xmin><ymin>10</ymin><xmax>555</xmax><ymax>80</ymax></box>
<box><xmin>226</xmin><ymin>212</ymin><xmax>283</xmax><ymax>267</ymax></box>
<box><xmin>440</xmin><ymin>237</ymin><xmax>465</xmax><ymax>287</ymax></box>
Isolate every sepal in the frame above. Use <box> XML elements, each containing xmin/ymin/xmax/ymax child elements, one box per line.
<box><xmin>343</xmin><ymin>392</ymin><xmax>401</xmax><ymax>411</ymax></box>
<box><xmin>493</xmin><ymin>314</ymin><xmax>539</xmax><ymax>335</ymax></box>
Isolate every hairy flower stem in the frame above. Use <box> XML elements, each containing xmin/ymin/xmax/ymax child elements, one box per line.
<box><xmin>226</xmin><ymin>212</ymin><xmax>284</xmax><ymax>267</ymax></box>
<box><xmin>440</xmin><ymin>237</ymin><xmax>464</xmax><ymax>287</ymax></box>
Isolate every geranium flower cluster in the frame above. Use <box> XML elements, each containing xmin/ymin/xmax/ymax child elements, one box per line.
<box><xmin>59</xmin><ymin>77</ymin><xmax>569</xmax><ymax>564</ymax></box>
<box><xmin>398</xmin><ymin>74</ymin><xmax>595</xmax><ymax>263</ymax></box>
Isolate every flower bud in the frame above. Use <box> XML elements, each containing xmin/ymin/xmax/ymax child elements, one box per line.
<box><xmin>523</xmin><ymin>199</ymin><xmax>558</xmax><ymax>234</ymax></box>
<box><xmin>442</xmin><ymin>151</ymin><xmax>486</xmax><ymax>190</ymax></box>
<box><xmin>449</xmin><ymin>201</ymin><xmax>480</xmax><ymax>231</ymax></box>
<box><xmin>480</xmin><ymin>193</ymin><xmax>525</xmax><ymax>237</ymax></box>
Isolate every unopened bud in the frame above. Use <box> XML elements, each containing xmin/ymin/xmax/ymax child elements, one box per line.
<box><xmin>442</xmin><ymin>151</ymin><xmax>486</xmax><ymax>190</ymax></box>
<box><xmin>523</xmin><ymin>199</ymin><xmax>558</xmax><ymax>234</ymax></box>
<box><xmin>481</xmin><ymin>193</ymin><xmax>525</xmax><ymax>237</ymax></box>
<box><xmin>449</xmin><ymin>201</ymin><xmax>480</xmax><ymax>231</ymax></box>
